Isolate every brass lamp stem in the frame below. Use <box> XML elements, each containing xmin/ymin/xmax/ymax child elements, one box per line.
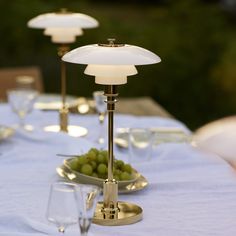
<box><xmin>58</xmin><ymin>45</ymin><xmax>70</xmax><ymax>132</ymax></box>
<box><xmin>102</xmin><ymin>85</ymin><xmax>119</xmax><ymax>219</ymax></box>
<box><xmin>106</xmin><ymin>85</ymin><xmax>117</xmax><ymax>181</ymax></box>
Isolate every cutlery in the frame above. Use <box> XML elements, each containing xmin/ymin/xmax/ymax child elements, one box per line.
<box><xmin>56</xmin><ymin>154</ymin><xmax>80</xmax><ymax>158</ymax></box>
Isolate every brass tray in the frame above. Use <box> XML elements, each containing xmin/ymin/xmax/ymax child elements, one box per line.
<box><xmin>56</xmin><ymin>164</ymin><xmax>148</xmax><ymax>194</ymax></box>
<box><xmin>0</xmin><ymin>126</ymin><xmax>14</xmax><ymax>141</ymax></box>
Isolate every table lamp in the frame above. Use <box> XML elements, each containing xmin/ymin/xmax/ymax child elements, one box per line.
<box><xmin>27</xmin><ymin>9</ymin><xmax>99</xmax><ymax>137</ymax></box>
<box><xmin>62</xmin><ymin>39</ymin><xmax>161</xmax><ymax>225</ymax></box>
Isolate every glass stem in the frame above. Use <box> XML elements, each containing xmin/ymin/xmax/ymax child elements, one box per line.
<box><xmin>79</xmin><ymin>218</ymin><xmax>91</xmax><ymax>236</ymax></box>
<box><xmin>18</xmin><ymin>114</ymin><xmax>25</xmax><ymax>128</ymax></box>
<box><xmin>80</xmin><ymin>228</ymin><xmax>88</xmax><ymax>236</ymax></box>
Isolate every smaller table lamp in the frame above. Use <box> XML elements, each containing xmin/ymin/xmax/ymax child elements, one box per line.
<box><xmin>62</xmin><ymin>39</ymin><xmax>161</xmax><ymax>225</ymax></box>
<box><xmin>28</xmin><ymin>9</ymin><xmax>99</xmax><ymax>137</ymax></box>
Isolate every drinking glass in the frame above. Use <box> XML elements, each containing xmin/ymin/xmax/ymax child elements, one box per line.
<box><xmin>129</xmin><ymin>128</ymin><xmax>152</xmax><ymax>164</ymax></box>
<box><xmin>46</xmin><ymin>182</ymin><xmax>78</xmax><ymax>234</ymax></box>
<box><xmin>7</xmin><ymin>89</ymin><xmax>38</xmax><ymax>131</ymax></box>
<box><xmin>74</xmin><ymin>184</ymin><xmax>101</xmax><ymax>236</ymax></box>
<box><xmin>93</xmin><ymin>91</ymin><xmax>106</xmax><ymax>145</ymax></box>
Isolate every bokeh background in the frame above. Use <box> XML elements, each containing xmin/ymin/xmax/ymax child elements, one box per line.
<box><xmin>1</xmin><ymin>0</ymin><xmax>236</xmax><ymax>130</ymax></box>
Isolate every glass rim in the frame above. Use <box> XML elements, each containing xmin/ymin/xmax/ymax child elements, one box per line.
<box><xmin>93</xmin><ymin>90</ymin><xmax>105</xmax><ymax>96</ymax></box>
<box><xmin>7</xmin><ymin>88</ymin><xmax>39</xmax><ymax>94</ymax></box>
<box><xmin>74</xmin><ymin>183</ymin><xmax>101</xmax><ymax>192</ymax></box>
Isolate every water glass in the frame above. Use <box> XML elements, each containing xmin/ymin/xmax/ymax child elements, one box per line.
<box><xmin>74</xmin><ymin>184</ymin><xmax>101</xmax><ymax>236</ymax></box>
<box><xmin>129</xmin><ymin>128</ymin><xmax>152</xmax><ymax>164</ymax></box>
<box><xmin>7</xmin><ymin>89</ymin><xmax>38</xmax><ymax>131</ymax></box>
<box><xmin>46</xmin><ymin>181</ymin><xmax>78</xmax><ymax>234</ymax></box>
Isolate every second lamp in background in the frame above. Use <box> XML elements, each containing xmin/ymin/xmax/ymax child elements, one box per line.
<box><xmin>27</xmin><ymin>9</ymin><xmax>99</xmax><ymax>137</ymax></box>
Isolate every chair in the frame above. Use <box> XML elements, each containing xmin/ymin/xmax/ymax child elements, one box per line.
<box><xmin>0</xmin><ymin>66</ymin><xmax>44</xmax><ymax>101</ymax></box>
<box><xmin>193</xmin><ymin>116</ymin><xmax>236</xmax><ymax>167</ymax></box>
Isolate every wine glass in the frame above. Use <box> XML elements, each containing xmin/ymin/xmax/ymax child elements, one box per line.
<box><xmin>93</xmin><ymin>91</ymin><xmax>106</xmax><ymax>145</ymax></box>
<box><xmin>74</xmin><ymin>184</ymin><xmax>101</xmax><ymax>236</ymax></box>
<box><xmin>7</xmin><ymin>89</ymin><xmax>38</xmax><ymax>131</ymax></box>
<box><xmin>46</xmin><ymin>181</ymin><xmax>78</xmax><ymax>234</ymax></box>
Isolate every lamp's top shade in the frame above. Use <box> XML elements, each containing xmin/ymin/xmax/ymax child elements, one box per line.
<box><xmin>62</xmin><ymin>44</ymin><xmax>161</xmax><ymax>65</ymax></box>
<box><xmin>27</xmin><ymin>12</ymin><xmax>98</xmax><ymax>29</ymax></box>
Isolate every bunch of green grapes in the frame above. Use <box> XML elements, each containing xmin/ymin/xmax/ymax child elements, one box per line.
<box><xmin>69</xmin><ymin>148</ymin><xmax>134</xmax><ymax>181</ymax></box>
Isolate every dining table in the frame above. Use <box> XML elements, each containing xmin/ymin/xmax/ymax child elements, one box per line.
<box><xmin>0</xmin><ymin>102</ymin><xmax>236</xmax><ymax>236</ymax></box>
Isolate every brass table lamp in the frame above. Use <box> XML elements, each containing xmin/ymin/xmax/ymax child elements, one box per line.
<box><xmin>62</xmin><ymin>39</ymin><xmax>161</xmax><ymax>225</ymax></box>
<box><xmin>27</xmin><ymin>9</ymin><xmax>99</xmax><ymax>137</ymax></box>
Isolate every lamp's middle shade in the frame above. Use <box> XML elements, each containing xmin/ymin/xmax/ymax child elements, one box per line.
<box><xmin>84</xmin><ymin>65</ymin><xmax>138</xmax><ymax>85</ymax></box>
<box><xmin>44</xmin><ymin>28</ymin><xmax>83</xmax><ymax>43</ymax></box>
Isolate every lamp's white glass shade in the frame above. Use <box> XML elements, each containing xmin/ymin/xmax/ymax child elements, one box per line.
<box><xmin>62</xmin><ymin>44</ymin><xmax>161</xmax><ymax>65</ymax></box>
<box><xmin>85</xmin><ymin>65</ymin><xmax>137</xmax><ymax>84</ymax></box>
<box><xmin>44</xmin><ymin>28</ymin><xmax>83</xmax><ymax>43</ymax></box>
<box><xmin>27</xmin><ymin>12</ymin><xmax>99</xmax><ymax>29</ymax></box>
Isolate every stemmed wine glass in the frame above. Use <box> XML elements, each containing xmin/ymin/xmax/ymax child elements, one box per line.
<box><xmin>7</xmin><ymin>89</ymin><xmax>38</xmax><ymax>131</ymax></box>
<box><xmin>46</xmin><ymin>181</ymin><xmax>78</xmax><ymax>234</ymax></box>
<box><xmin>74</xmin><ymin>184</ymin><xmax>101</xmax><ymax>236</ymax></box>
<box><xmin>93</xmin><ymin>91</ymin><xmax>106</xmax><ymax>145</ymax></box>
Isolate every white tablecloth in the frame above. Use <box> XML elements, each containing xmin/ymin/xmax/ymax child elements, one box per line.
<box><xmin>0</xmin><ymin>104</ymin><xmax>236</xmax><ymax>236</ymax></box>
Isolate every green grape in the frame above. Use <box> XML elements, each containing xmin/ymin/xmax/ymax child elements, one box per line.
<box><xmin>120</xmin><ymin>171</ymin><xmax>132</xmax><ymax>181</ymax></box>
<box><xmin>97</xmin><ymin>163</ymin><xmax>107</xmax><ymax>174</ymax></box>
<box><xmin>97</xmin><ymin>154</ymin><xmax>106</xmax><ymax>163</ymax></box>
<box><xmin>87</xmin><ymin>149</ymin><xmax>97</xmax><ymax>161</ymax></box>
<box><xmin>114</xmin><ymin>175</ymin><xmax>120</xmax><ymax>181</ymax></box>
<box><xmin>77</xmin><ymin>155</ymin><xmax>88</xmax><ymax>165</ymax></box>
<box><xmin>69</xmin><ymin>158</ymin><xmax>80</xmax><ymax>171</ymax></box>
<box><xmin>91</xmin><ymin>172</ymin><xmax>98</xmax><ymax>178</ymax></box>
<box><xmin>122</xmin><ymin>164</ymin><xmax>132</xmax><ymax>174</ymax></box>
<box><xmin>100</xmin><ymin>150</ymin><xmax>108</xmax><ymax>161</ymax></box>
<box><xmin>100</xmin><ymin>150</ymin><xmax>108</xmax><ymax>156</ymax></box>
<box><xmin>90</xmin><ymin>148</ymin><xmax>99</xmax><ymax>155</ymax></box>
<box><xmin>114</xmin><ymin>169</ymin><xmax>122</xmax><ymax>176</ymax></box>
<box><xmin>115</xmin><ymin>160</ymin><xmax>124</xmax><ymax>169</ymax></box>
<box><xmin>90</xmin><ymin>160</ymin><xmax>97</xmax><ymax>170</ymax></box>
<box><xmin>80</xmin><ymin>164</ymin><xmax>93</xmax><ymax>176</ymax></box>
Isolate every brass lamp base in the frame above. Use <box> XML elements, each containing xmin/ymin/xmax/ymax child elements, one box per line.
<box><xmin>44</xmin><ymin>125</ymin><xmax>88</xmax><ymax>137</ymax></box>
<box><xmin>93</xmin><ymin>201</ymin><xmax>143</xmax><ymax>226</ymax></box>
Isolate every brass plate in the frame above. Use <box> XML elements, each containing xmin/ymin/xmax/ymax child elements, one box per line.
<box><xmin>57</xmin><ymin>164</ymin><xmax>148</xmax><ymax>194</ymax></box>
<box><xmin>44</xmin><ymin>125</ymin><xmax>88</xmax><ymax>137</ymax></box>
<box><xmin>0</xmin><ymin>126</ymin><xmax>14</xmax><ymax>141</ymax></box>
<box><xmin>63</xmin><ymin>158</ymin><xmax>138</xmax><ymax>188</ymax></box>
<box><xmin>93</xmin><ymin>201</ymin><xmax>142</xmax><ymax>226</ymax></box>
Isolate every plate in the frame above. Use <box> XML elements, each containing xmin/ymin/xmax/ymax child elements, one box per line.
<box><xmin>57</xmin><ymin>162</ymin><xmax>148</xmax><ymax>193</ymax></box>
<box><xmin>0</xmin><ymin>126</ymin><xmax>14</xmax><ymax>141</ymax></box>
<box><xmin>63</xmin><ymin>158</ymin><xmax>138</xmax><ymax>188</ymax></box>
<box><xmin>115</xmin><ymin>127</ymin><xmax>191</xmax><ymax>149</ymax></box>
<box><xmin>34</xmin><ymin>94</ymin><xmax>79</xmax><ymax>110</ymax></box>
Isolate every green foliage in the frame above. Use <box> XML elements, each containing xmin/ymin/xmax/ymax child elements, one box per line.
<box><xmin>0</xmin><ymin>0</ymin><xmax>236</xmax><ymax>129</ymax></box>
